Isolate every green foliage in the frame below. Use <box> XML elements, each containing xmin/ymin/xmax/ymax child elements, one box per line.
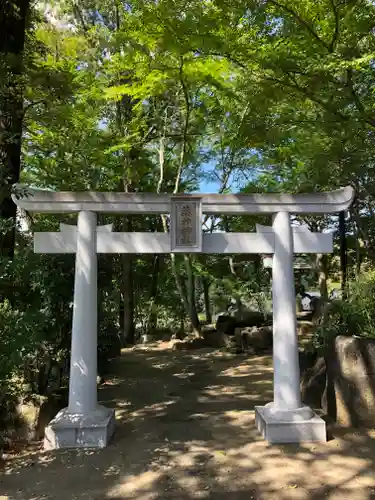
<box><xmin>0</xmin><ymin>300</ymin><xmax>32</xmax><ymax>394</ymax></box>
<box><xmin>0</xmin><ymin>235</ymin><xmax>73</xmax><ymax>394</ymax></box>
<box><xmin>315</xmin><ymin>271</ymin><xmax>375</xmax><ymax>352</ymax></box>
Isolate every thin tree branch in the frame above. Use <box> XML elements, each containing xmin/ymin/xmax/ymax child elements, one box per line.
<box><xmin>198</xmin><ymin>50</ymin><xmax>247</xmax><ymax>70</ymax></box>
<box><xmin>268</xmin><ymin>0</ymin><xmax>330</xmax><ymax>51</ymax></box>
<box><xmin>156</xmin><ymin>108</ymin><xmax>168</xmax><ymax>194</ymax></box>
<box><xmin>72</xmin><ymin>3</ymin><xmax>89</xmax><ymax>33</ymax></box>
<box><xmin>346</xmin><ymin>69</ymin><xmax>375</xmax><ymax>128</ymax></box>
<box><xmin>22</xmin><ymin>99</ymin><xmax>46</xmax><ymax>117</ymax></box>
<box><xmin>265</xmin><ymin>74</ymin><xmax>349</xmax><ymax>122</ymax></box>
<box><xmin>115</xmin><ymin>0</ymin><xmax>120</xmax><ymax>30</ymax></box>
<box><xmin>173</xmin><ymin>57</ymin><xmax>190</xmax><ymax>194</ymax></box>
<box><xmin>329</xmin><ymin>0</ymin><xmax>340</xmax><ymax>52</ymax></box>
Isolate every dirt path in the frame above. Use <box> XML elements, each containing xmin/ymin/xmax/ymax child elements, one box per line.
<box><xmin>1</xmin><ymin>344</ymin><xmax>375</xmax><ymax>500</ymax></box>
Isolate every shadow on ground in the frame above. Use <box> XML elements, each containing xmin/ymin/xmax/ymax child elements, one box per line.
<box><xmin>1</xmin><ymin>344</ymin><xmax>375</xmax><ymax>500</ymax></box>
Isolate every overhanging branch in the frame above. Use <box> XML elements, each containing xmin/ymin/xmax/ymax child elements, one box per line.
<box><xmin>267</xmin><ymin>0</ymin><xmax>330</xmax><ymax>51</ymax></box>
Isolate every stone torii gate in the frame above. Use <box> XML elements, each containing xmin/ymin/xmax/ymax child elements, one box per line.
<box><xmin>13</xmin><ymin>186</ymin><xmax>354</xmax><ymax>449</ymax></box>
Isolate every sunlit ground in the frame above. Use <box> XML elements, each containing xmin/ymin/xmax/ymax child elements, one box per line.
<box><xmin>1</xmin><ymin>345</ymin><xmax>375</xmax><ymax>500</ymax></box>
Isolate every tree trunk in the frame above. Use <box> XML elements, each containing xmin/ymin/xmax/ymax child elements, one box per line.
<box><xmin>120</xmin><ymin>215</ymin><xmax>135</xmax><ymax>345</ymax></box>
<box><xmin>145</xmin><ymin>255</ymin><xmax>161</xmax><ymax>334</ymax></box>
<box><xmin>184</xmin><ymin>254</ymin><xmax>201</xmax><ymax>336</ymax></box>
<box><xmin>37</xmin><ymin>358</ymin><xmax>53</xmax><ymax>395</ymax></box>
<box><xmin>355</xmin><ymin>232</ymin><xmax>362</xmax><ymax>279</ymax></box>
<box><xmin>0</xmin><ymin>0</ymin><xmax>30</xmax><ymax>258</ymax></box>
<box><xmin>339</xmin><ymin>211</ymin><xmax>347</xmax><ymax>296</ymax></box>
<box><xmin>352</xmin><ymin>204</ymin><xmax>362</xmax><ymax>279</ymax></box>
<box><xmin>178</xmin><ymin>310</ymin><xmax>185</xmax><ymax>337</ymax></box>
<box><xmin>202</xmin><ymin>277</ymin><xmax>212</xmax><ymax>324</ymax></box>
<box><xmin>316</xmin><ymin>253</ymin><xmax>329</xmax><ymax>300</ymax></box>
<box><xmin>169</xmin><ymin>251</ymin><xmax>191</xmax><ymax>321</ymax></box>
<box><xmin>122</xmin><ymin>254</ymin><xmax>134</xmax><ymax>345</ymax></box>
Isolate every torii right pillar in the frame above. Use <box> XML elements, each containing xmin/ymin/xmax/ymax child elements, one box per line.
<box><xmin>255</xmin><ymin>212</ymin><xmax>327</xmax><ymax>443</ymax></box>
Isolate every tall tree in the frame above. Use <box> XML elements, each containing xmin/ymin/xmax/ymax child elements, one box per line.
<box><xmin>0</xmin><ymin>0</ymin><xmax>31</xmax><ymax>257</ymax></box>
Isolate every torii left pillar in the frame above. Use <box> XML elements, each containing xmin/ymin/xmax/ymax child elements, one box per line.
<box><xmin>44</xmin><ymin>211</ymin><xmax>115</xmax><ymax>450</ymax></box>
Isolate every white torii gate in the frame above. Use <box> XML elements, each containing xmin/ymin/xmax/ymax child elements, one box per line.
<box><xmin>13</xmin><ymin>186</ymin><xmax>354</xmax><ymax>448</ymax></box>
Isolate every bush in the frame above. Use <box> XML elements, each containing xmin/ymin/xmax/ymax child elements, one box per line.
<box><xmin>314</xmin><ymin>271</ymin><xmax>375</xmax><ymax>352</ymax></box>
<box><xmin>0</xmin><ymin>300</ymin><xmax>31</xmax><ymax>396</ymax></box>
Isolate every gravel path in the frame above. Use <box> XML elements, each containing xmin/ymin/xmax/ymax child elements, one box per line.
<box><xmin>1</xmin><ymin>344</ymin><xmax>375</xmax><ymax>500</ymax></box>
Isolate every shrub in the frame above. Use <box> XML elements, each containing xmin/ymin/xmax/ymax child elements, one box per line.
<box><xmin>314</xmin><ymin>270</ymin><xmax>375</xmax><ymax>352</ymax></box>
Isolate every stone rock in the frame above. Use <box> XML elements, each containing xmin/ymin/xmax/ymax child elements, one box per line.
<box><xmin>325</xmin><ymin>336</ymin><xmax>375</xmax><ymax>427</ymax></box>
<box><xmin>215</xmin><ymin>311</ymin><xmax>271</xmax><ymax>337</ymax></box>
<box><xmin>171</xmin><ymin>337</ymin><xmax>207</xmax><ymax>351</ymax></box>
<box><xmin>300</xmin><ymin>356</ymin><xmax>326</xmax><ymax>409</ymax></box>
<box><xmin>97</xmin><ymin>333</ymin><xmax>121</xmax><ymax>379</ymax></box>
<box><xmin>170</xmin><ymin>331</ymin><xmax>184</xmax><ymax>341</ymax></box>
<box><xmin>107</xmin><ymin>335</ymin><xmax>122</xmax><ymax>358</ymax></box>
<box><xmin>0</xmin><ymin>394</ymin><xmax>21</xmax><ymax>450</ymax></box>
<box><xmin>299</xmin><ymin>350</ymin><xmax>318</xmax><ymax>373</ymax></box>
<box><xmin>1</xmin><ymin>389</ymin><xmax>70</xmax><ymax>445</ymax></box>
<box><xmin>224</xmin><ymin>334</ymin><xmax>239</xmax><ymax>354</ymax></box>
<box><xmin>202</xmin><ymin>327</ymin><xmax>216</xmax><ymax>337</ymax></box>
<box><xmin>203</xmin><ymin>329</ymin><xmax>231</xmax><ymax>349</ymax></box>
<box><xmin>37</xmin><ymin>389</ymin><xmax>69</xmax><ymax>440</ymax></box>
<box><xmin>98</xmin><ymin>331</ymin><xmax>122</xmax><ymax>360</ymax></box>
<box><xmin>98</xmin><ymin>350</ymin><xmax>111</xmax><ymax>379</ymax></box>
<box><xmin>141</xmin><ymin>333</ymin><xmax>155</xmax><ymax>344</ymax></box>
<box><xmin>296</xmin><ymin>311</ymin><xmax>313</xmax><ymax>322</ymax></box>
<box><xmin>300</xmin><ymin>336</ymin><xmax>375</xmax><ymax>428</ymax></box>
<box><xmin>150</xmin><ymin>328</ymin><xmax>175</xmax><ymax>341</ymax></box>
<box><xmin>236</xmin><ymin>326</ymin><xmax>272</xmax><ymax>352</ymax></box>
<box><xmin>234</xmin><ymin>329</ymin><xmax>255</xmax><ymax>355</ymax></box>
<box><xmin>234</xmin><ymin>310</ymin><xmax>272</xmax><ymax>328</ymax></box>
<box><xmin>215</xmin><ymin>315</ymin><xmax>237</xmax><ymax>336</ymax></box>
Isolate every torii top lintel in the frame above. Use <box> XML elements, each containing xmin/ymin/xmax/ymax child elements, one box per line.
<box><xmin>12</xmin><ymin>185</ymin><xmax>355</xmax><ymax>215</ymax></box>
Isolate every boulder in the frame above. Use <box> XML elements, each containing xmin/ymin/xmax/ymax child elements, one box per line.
<box><xmin>1</xmin><ymin>388</ymin><xmax>69</xmax><ymax>446</ymax></box>
<box><xmin>300</xmin><ymin>356</ymin><xmax>326</xmax><ymax>409</ymax></box>
<box><xmin>140</xmin><ymin>333</ymin><xmax>154</xmax><ymax>344</ymax></box>
<box><xmin>33</xmin><ymin>388</ymin><xmax>68</xmax><ymax>440</ymax></box>
<box><xmin>325</xmin><ymin>336</ymin><xmax>375</xmax><ymax>427</ymax></box>
<box><xmin>234</xmin><ymin>328</ymin><xmax>255</xmax><ymax>355</ymax></box>
<box><xmin>299</xmin><ymin>350</ymin><xmax>318</xmax><ymax>373</ymax></box>
<box><xmin>98</xmin><ymin>349</ymin><xmax>112</xmax><ymax>378</ymax></box>
<box><xmin>296</xmin><ymin>311</ymin><xmax>313</xmax><ymax>322</ymax></box>
<box><xmin>215</xmin><ymin>315</ymin><xmax>237</xmax><ymax>336</ymax></box>
<box><xmin>235</xmin><ymin>326</ymin><xmax>273</xmax><ymax>352</ymax></box>
<box><xmin>98</xmin><ymin>332</ymin><xmax>122</xmax><ymax>360</ymax></box>
<box><xmin>300</xmin><ymin>336</ymin><xmax>375</xmax><ymax>428</ymax></box>
<box><xmin>203</xmin><ymin>329</ymin><xmax>231</xmax><ymax>349</ymax></box>
<box><xmin>151</xmin><ymin>328</ymin><xmax>175</xmax><ymax>341</ymax></box>
<box><xmin>171</xmin><ymin>337</ymin><xmax>207</xmax><ymax>351</ymax></box>
<box><xmin>215</xmin><ymin>310</ymin><xmax>271</xmax><ymax>336</ymax></box>
<box><xmin>0</xmin><ymin>394</ymin><xmax>21</xmax><ymax>451</ymax></box>
<box><xmin>234</xmin><ymin>310</ymin><xmax>272</xmax><ymax>328</ymax></box>
<box><xmin>170</xmin><ymin>331</ymin><xmax>185</xmax><ymax>341</ymax></box>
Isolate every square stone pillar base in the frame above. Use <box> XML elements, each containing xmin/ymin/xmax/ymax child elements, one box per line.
<box><xmin>44</xmin><ymin>405</ymin><xmax>115</xmax><ymax>450</ymax></box>
<box><xmin>255</xmin><ymin>406</ymin><xmax>326</xmax><ymax>443</ymax></box>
